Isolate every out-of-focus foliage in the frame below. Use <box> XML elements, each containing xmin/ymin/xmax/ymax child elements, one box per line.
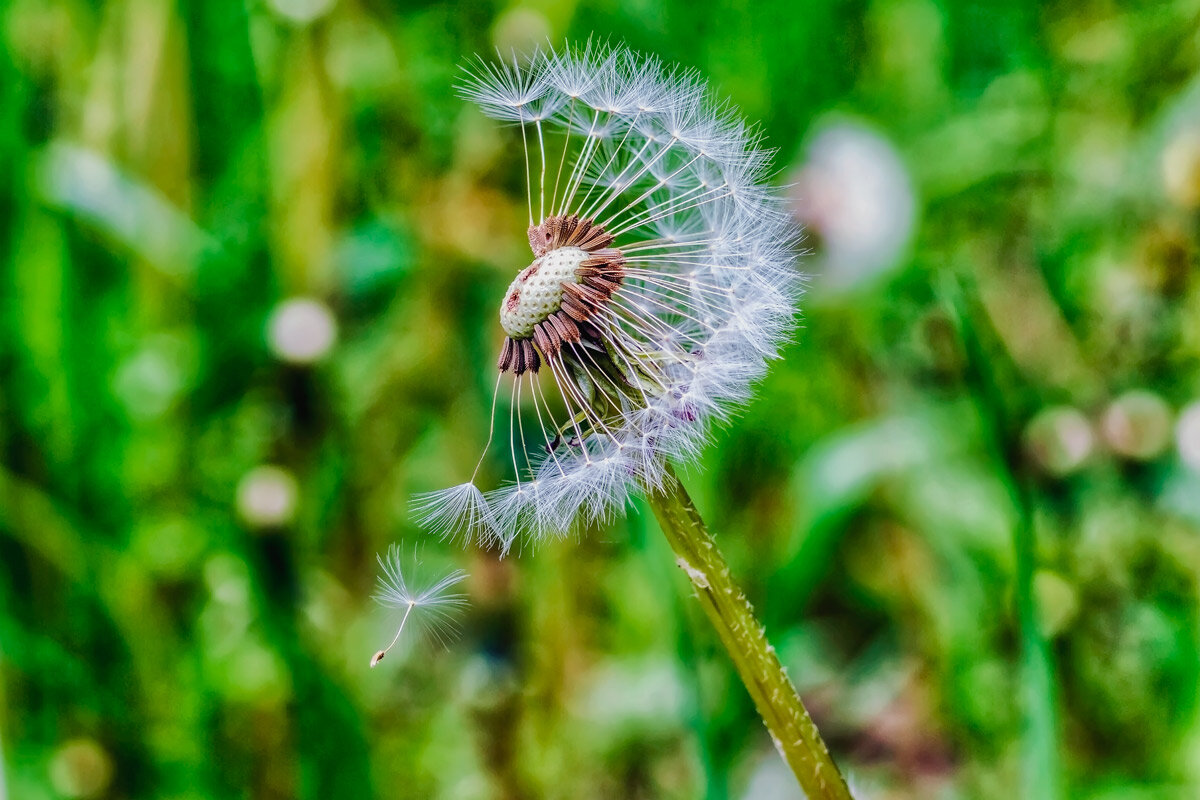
<box><xmin>2</xmin><ymin>1</ymin><xmax>1200</xmax><ymax>799</ymax></box>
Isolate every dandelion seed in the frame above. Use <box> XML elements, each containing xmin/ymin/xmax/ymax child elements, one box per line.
<box><xmin>424</xmin><ymin>43</ymin><xmax>801</xmax><ymax>547</ymax></box>
<box><xmin>370</xmin><ymin>543</ymin><xmax>469</xmax><ymax>668</ymax></box>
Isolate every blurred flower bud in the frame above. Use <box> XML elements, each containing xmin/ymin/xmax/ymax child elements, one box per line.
<box><xmin>236</xmin><ymin>465</ymin><xmax>298</xmax><ymax>528</ymax></box>
<box><xmin>267</xmin><ymin>297</ymin><xmax>337</xmax><ymax>365</ymax></box>
<box><xmin>49</xmin><ymin>738</ymin><xmax>113</xmax><ymax>799</ymax></box>
<box><xmin>790</xmin><ymin>120</ymin><xmax>916</xmax><ymax>292</ymax></box>
<box><xmin>1162</xmin><ymin>128</ymin><xmax>1200</xmax><ymax>208</ymax></box>
<box><xmin>267</xmin><ymin>0</ymin><xmax>335</xmax><ymax>24</ymax></box>
<box><xmin>1024</xmin><ymin>406</ymin><xmax>1094</xmax><ymax>476</ymax></box>
<box><xmin>1101</xmin><ymin>390</ymin><xmax>1173</xmax><ymax>461</ymax></box>
<box><xmin>1176</xmin><ymin>400</ymin><xmax>1200</xmax><ymax>471</ymax></box>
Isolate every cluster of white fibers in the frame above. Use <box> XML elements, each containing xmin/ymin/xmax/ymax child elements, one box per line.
<box><xmin>370</xmin><ymin>543</ymin><xmax>469</xmax><ymax>667</ymax></box>
<box><xmin>414</xmin><ymin>42</ymin><xmax>802</xmax><ymax>551</ymax></box>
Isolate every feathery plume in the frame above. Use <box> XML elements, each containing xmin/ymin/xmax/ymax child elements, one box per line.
<box><xmin>370</xmin><ymin>544</ymin><xmax>469</xmax><ymax>667</ymax></box>
<box><xmin>423</xmin><ymin>42</ymin><xmax>801</xmax><ymax>547</ymax></box>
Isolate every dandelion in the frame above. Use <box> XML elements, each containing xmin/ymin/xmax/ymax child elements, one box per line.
<box><xmin>419</xmin><ymin>42</ymin><xmax>800</xmax><ymax>550</ymax></box>
<box><xmin>1100</xmin><ymin>389</ymin><xmax>1173</xmax><ymax>461</ymax></box>
<box><xmin>236</xmin><ymin>465</ymin><xmax>298</xmax><ymax>528</ymax></box>
<box><xmin>1177</xmin><ymin>400</ymin><xmax>1200</xmax><ymax>471</ymax></box>
<box><xmin>267</xmin><ymin>297</ymin><xmax>338</xmax><ymax>365</ymax></box>
<box><xmin>1023</xmin><ymin>406</ymin><xmax>1094</xmax><ymax>477</ymax></box>
<box><xmin>411</xmin><ymin>43</ymin><xmax>853</xmax><ymax>799</ymax></box>
<box><xmin>370</xmin><ymin>544</ymin><xmax>469</xmax><ymax>668</ymax></box>
<box><xmin>789</xmin><ymin>119</ymin><xmax>916</xmax><ymax>291</ymax></box>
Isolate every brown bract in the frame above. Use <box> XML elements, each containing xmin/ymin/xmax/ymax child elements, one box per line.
<box><xmin>499</xmin><ymin>214</ymin><xmax>626</xmax><ymax>375</ymax></box>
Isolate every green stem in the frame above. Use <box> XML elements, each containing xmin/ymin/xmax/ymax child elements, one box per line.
<box><xmin>645</xmin><ymin>465</ymin><xmax>853</xmax><ymax>800</ymax></box>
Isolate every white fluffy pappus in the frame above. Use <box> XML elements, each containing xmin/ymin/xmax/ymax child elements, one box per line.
<box><xmin>369</xmin><ymin>543</ymin><xmax>469</xmax><ymax>667</ymax></box>
<box><xmin>415</xmin><ymin>42</ymin><xmax>802</xmax><ymax>550</ymax></box>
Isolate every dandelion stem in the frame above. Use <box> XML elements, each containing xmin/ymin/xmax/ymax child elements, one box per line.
<box><xmin>646</xmin><ymin>465</ymin><xmax>853</xmax><ymax>800</ymax></box>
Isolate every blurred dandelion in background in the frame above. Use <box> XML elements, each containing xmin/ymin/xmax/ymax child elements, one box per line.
<box><xmin>236</xmin><ymin>465</ymin><xmax>299</xmax><ymax>528</ymax></box>
<box><xmin>1176</xmin><ymin>401</ymin><xmax>1200</xmax><ymax>471</ymax></box>
<box><xmin>1024</xmin><ymin>406</ymin><xmax>1095</xmax><ymax>477</ymax></box>
<box><xmin>789</xmin><ymin>119</ymin><xmax>916</xmax><ymax>292</ymax></box>
<box><xmin>266</xmin><ymin>297</ymin><xmax>338</xmax><ymax>365</ymax></box>
<box><xmin>370</xmin><ymin>544</ymin><xmax>469</xmax><ymax>668</ymax></box>
<box><xmin>1100</xmin><ymin>389</ymin><xmax>1173</xmax><ymax>461</ymax></box>
<box><xmin>418</xmin><ymin>43</ymin><xmax>800</xmax><ymax>549</ymax></box>
<box><xmin>48</xmin><ymin>738</ymin><xmax>113</xmax><ymax>800</ymax></box>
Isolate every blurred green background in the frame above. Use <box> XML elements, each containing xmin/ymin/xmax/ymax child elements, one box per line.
<box><xmin>4</xmin><ymin>1</ymin><xmax>1200</xmax><ymax>798</ymax></box>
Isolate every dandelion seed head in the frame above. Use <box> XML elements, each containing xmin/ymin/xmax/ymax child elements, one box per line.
<box><xmin>500</xmin><ymin>246</ymin><xmax>589</xmax><ymax>338</ymax></box>
<box><xmin>424</xmin><ymin>43</ymin><xmax>800</xmax><ymax>547</ymax></box>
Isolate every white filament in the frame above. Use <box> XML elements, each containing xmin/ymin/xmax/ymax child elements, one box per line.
<box><xmin>424</xmin><ymin>43</ymin><xmax>801</xmax><ymax>546</ymax></box>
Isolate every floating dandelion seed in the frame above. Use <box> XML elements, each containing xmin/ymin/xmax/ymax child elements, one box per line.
<box><xmin>417</xmin><ymin>42</ymin><xmax>800</xmax><ymax>549</ymax></box>
<box><xmin>370</xmin><ymin>544</ymin><xmax>469</xmax><ymax>668</ymax></box>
